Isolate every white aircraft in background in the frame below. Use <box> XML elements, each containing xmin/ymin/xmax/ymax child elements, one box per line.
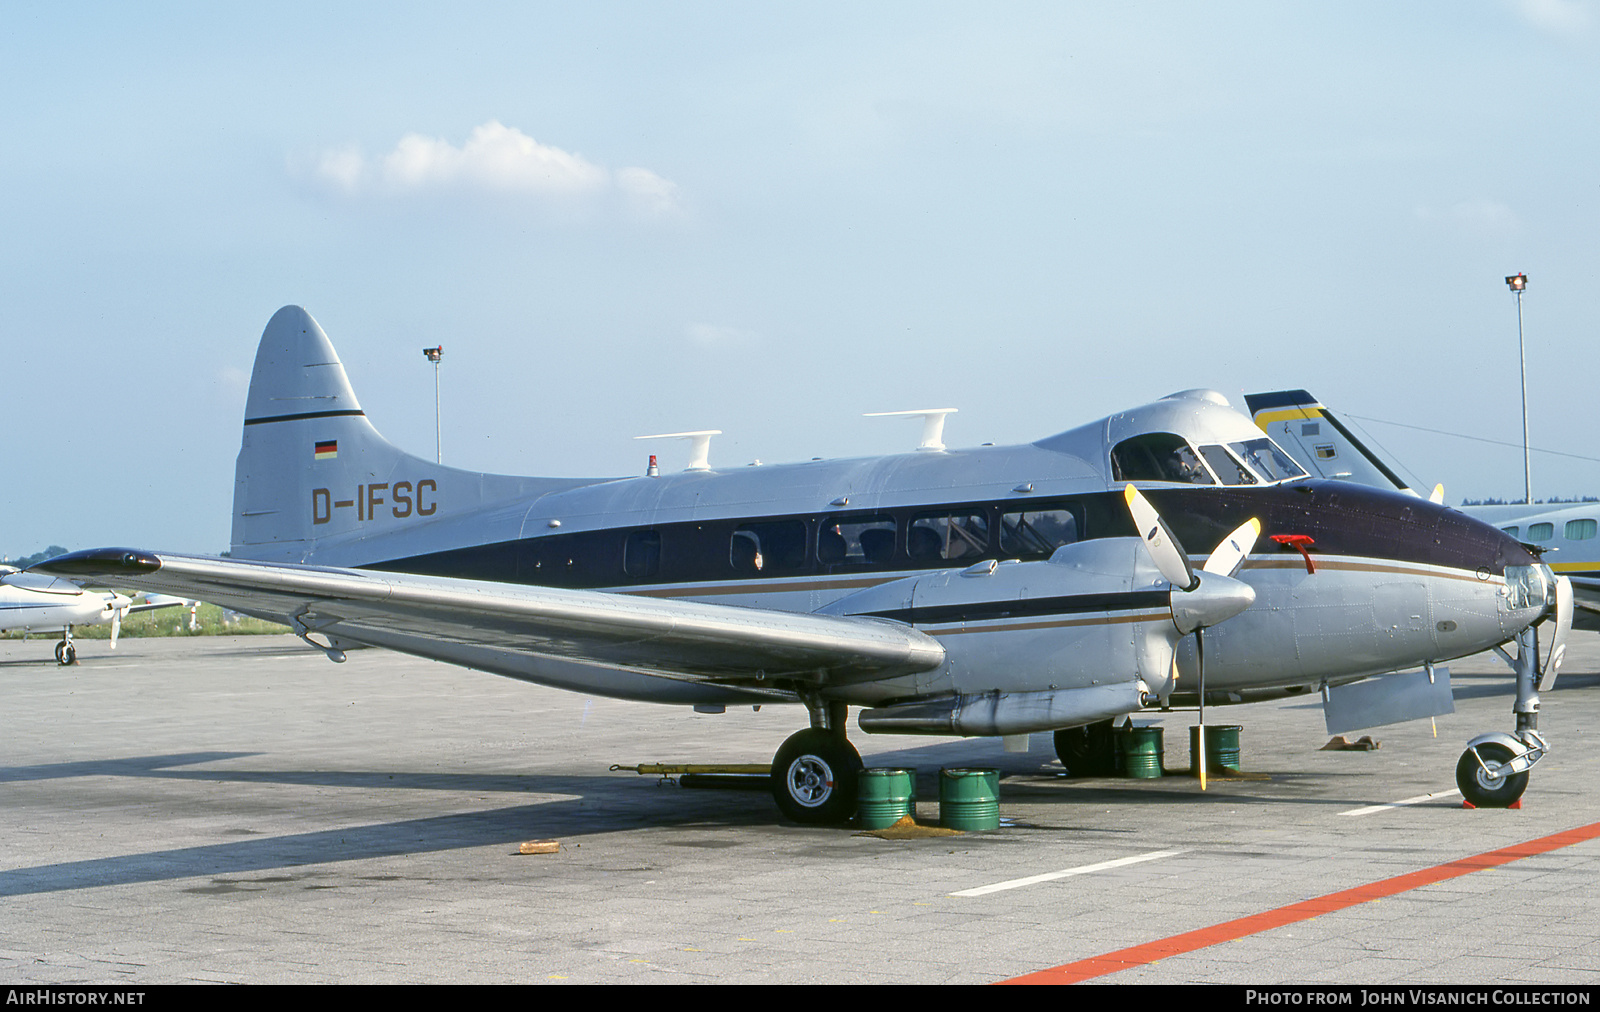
<box><xmin>1</xmin><ymin>566</ymin><xmax>189</xmax><ymax>664</ymax></box>
<box><xmin>1</xmin><ymin>567</ymin><xmax>134</xmax><ymax>664</ymax></box>
<box><xmin>28</xmin><ymin>308</ymin><xmax>1570</xmax><ymax>821</ymax></box>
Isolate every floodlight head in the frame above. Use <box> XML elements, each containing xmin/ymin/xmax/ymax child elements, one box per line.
<box><xmin>1506</xmin><ymin>273</ymin><xmax>1527</xmax><ymax>292</ymax></box>
<box><xmin>422</xmin><ymin>345</ymin><xmax>443</xmax><ymax>363</ymax></box>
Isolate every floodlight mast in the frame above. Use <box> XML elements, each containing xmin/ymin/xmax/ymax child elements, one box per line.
<box><xmin>1506</xmin><ymin>274</ymin><xmax>1530</xmax><ymax>505</ymax></box>
<box><xmin>423</xmin><ymin>345</ymin><xmax>443</xmax><ymax>465</ymax></box>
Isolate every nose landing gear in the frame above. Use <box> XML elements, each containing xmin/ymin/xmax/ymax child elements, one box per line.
<box><xmin>54</xmin><ymin>627</ymin><xmax>77</xmax><ymax>666</ymax></box>
<box><xmin>1455</xmin><ymin>611</ymin><xmax>1562</xmax><ymax>808</ymax></box>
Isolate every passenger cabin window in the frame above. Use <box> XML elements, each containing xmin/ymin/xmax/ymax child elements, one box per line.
<box><xmin>1528</xmin><ymin>522</ymin><xmax>1554</xmax><ymax>542</ymax></box>
<box><xmin>819</xmin><ymin>516</ymin><xmax>895</xmax><ymax>567</ymax></box>
<box><xmin>1000</xmin><ymin>507</ymin><xmax>1081</xmax><ymax>558</ymax></box>
<box><xmin>1110</xmin><ymin>433</ymin><xmax>1214</xmax><ymax>485</ymax></box>
<box><xmin>909</xmin><ymin>512</ymin><xmax>991</xmax><ymax>562</ymax></box>
<box><xmin>1198</xmin><ymin>444</ymin><xmax>1257</xmax><ymax>486</ymax></box>
<box><xmin>624</xmin><ymin>530</ymin><xmax>661</xmax><ymax>579</ymax></box>
<box><xmin>732</xmin><ymin>520</ymin><xmax>807</xmax><ymax>574</ymax></box>
<box><xmin>1566</xmin><ymin>519</ymin><xmax>1597</xmax><ymax>541</ymax></box>
<box><xmin>1502</xmin><ymin>526</ymin><xmax>1520</xmax><ymax>539</ymax></box>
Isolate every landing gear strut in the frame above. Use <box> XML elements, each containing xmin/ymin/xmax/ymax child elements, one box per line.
<box><xmin>771</xmin><ymin>700</ymin><xmax>863</xmax><ymax>825</ymax></box>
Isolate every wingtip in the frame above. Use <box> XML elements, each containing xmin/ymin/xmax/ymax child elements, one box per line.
<box><xmin>30</xmin><ymin>549</ymin><xmax>162</xmax><ymax>579</ymax></box>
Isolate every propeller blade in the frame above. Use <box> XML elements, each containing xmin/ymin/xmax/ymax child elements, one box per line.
<box><xmin>1202</xmin><ymin>517</ymin><xmax>1261</xmax><ymax>578</ymax></box>
<box><xmin>111</xmin><ymin>608</ymin><xmax>121</xmax><ymax>649</ymax></box>
<box><xmin>1196</xmin><ymin>630</ymin><xmax>1208</xmax><ymax>791</ymax></box>
<box><xmin>1540</xmin><ymin>575</ymin><xmax>1573</xmax><ymax>692</ymax></box>
<box><xmin>1123</xmin><ymin>485</ymin><xmax>1197</xmax><ymax>590</ymax></box>
<box><xmin>1429</xmin><ymin>483</ymin><xmax>1445</xmax><ymax>505</ymax></box>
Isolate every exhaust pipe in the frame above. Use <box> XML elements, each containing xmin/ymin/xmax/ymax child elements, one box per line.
<box><xmin>858</xmin><ymin>681</ymin><xmax>1151</xmax><ymax>737</ymax></box>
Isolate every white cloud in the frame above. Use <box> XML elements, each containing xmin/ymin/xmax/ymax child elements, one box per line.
<box><xmin>305</xmin><ymin>121</ymin><xmax>683</xmax><ymax>215</ymax></box>
<box><xmin>616</xmin><ymin>166</ymin><xmax>683</xmax><ymax>217</ymax></box>
<box><xmin>1514</xmin><ymin>0</ymin><xmax>1595</xmax><ymax>35</ymax></box>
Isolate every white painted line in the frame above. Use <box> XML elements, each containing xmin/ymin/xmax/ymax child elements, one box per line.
<box><xmin>951</xmin><ymin>849</ymin><xmax>1184</xmax><ymax>897</ymax></box>
<box><xmin>1339</xmin><ymin>788</ymin><xmax>1461</xmax><ymax>817</ymax></box>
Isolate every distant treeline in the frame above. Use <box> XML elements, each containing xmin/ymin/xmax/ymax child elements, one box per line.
<box><xmin>2</xmin><ymin>545</ymin><xmax>70</xmax><ymax>569</ymax></box>
<box><xmin>4</xmin><ymin>546</ymin><xmax>231</xmax><ymax>568</ymax></box>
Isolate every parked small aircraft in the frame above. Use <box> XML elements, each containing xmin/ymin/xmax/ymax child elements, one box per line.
<box><xmin>32</xmin><ymin>309</ymin><xmax>1570</xmax><ymax>819</ymax></box>
<box><xmin>0</xmin><ymin>567</ymin><xmax>134</xmax><ymax>664</ymax></box>
<box><xmin>1</xmin><ymin>567</ymin><xmax>192</xmax><ymax>664</ymax></box>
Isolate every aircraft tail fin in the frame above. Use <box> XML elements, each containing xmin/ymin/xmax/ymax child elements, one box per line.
<box><xmin>1243</xmin><ymin>390</ymin><xmax>1417</xmax><ymax>495</ymax></box>
<box><xmin>230</xmin><ymin>306</ymin><xmax>575</xmax><ymax>565</ymax></box>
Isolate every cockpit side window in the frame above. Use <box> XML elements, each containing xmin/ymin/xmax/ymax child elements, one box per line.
<box><xmin>1110</xmin><ymin>433</ymin><xmax>1215</xmax><ymax>485</ymax></box>
<box><xmin>1198</xmin><ymin>444</ymin><xmax>1258</xmax><ymax>486</ymax></box>
<box><xmin>1228</xmin><ymin>438</ymin><xmax>1307</xmax><ymax>483</ymax></box>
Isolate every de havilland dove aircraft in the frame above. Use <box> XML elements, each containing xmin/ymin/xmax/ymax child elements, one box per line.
<box><xmin>32</xmin><ymin>308</ymin><xmax>1570</xmax><ymax>823</ymax></box>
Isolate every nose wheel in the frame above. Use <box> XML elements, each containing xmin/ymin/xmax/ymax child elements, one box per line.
<box><xmin>1455</xmin><ymin>741</ymin><xmax>1529</xmax><ymax>808</ymax></box>
<box><xmin>54</xmin><ymin>630</ymin><xmax>77</xmax><ymax>666</ymax></box>
<box><xmin>770</xmin><ymin>728</ymin><xmax>863</xmax><ymax>825</ymax></box>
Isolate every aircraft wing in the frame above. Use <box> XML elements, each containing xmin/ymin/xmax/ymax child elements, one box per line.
<box><xmin>32</xmin><ymin>549</ymin><xmax>946</xmax><ymax>691</ymax></box>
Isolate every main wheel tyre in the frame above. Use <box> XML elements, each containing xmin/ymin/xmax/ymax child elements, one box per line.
<box><xmin>1455</xmin><ymin>742</ymin><xmax>1528</xmax><ymax>808</ymax></box>
<box><xmin>1054</xmin><ymin>720</ymin><xmax>1118</xmax><ymax>778</ymax></box>
<box><xmin>63</xmin><ymin>643</ymin><xmax>77</xmax><ymax>665</ymax></box>
<box><xmin>771</xmin><ymin>729</ymin><xmax>864</xmax><ymax>825</ymax></box>
<box><xmin>55</xmin><ymin>642</ymin><xmax>66</xmax><ymax>664</ymax></box>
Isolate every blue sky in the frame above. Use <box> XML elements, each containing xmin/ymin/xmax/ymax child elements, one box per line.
<box><xmin>4</xmin><ymin>1</ymin><xmax>1598</xmax><ymax>557</ymax></box>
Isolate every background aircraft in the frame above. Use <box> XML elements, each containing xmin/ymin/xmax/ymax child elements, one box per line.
<box><xmin>1</xmin><ymin>567</ymin><xmax>133</xmax><ymax>664</ymax></box>
<box><xmin>1</xmin><ymin>567</ymin><xmax>190</xmax><ymax>664</ymax></box>
<box><xmin>32</xmin><ymin>308</ymin><xmax>1570</xmax><ymax>819</ymax></box>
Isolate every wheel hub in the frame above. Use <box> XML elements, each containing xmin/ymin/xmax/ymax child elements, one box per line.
<box><xmin>787</xmin><ymin>757</ymin><xmax>835</xmax><ymax>807</ymax></box>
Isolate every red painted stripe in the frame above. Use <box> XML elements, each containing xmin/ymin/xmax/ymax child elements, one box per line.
<box><xmin>998</xmin><ymin>820</ymin><xmax>1600</xmax><ymax>985</ymax></box>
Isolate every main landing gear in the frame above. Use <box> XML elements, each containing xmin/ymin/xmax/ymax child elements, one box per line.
<box><xmin>771</xmin><ymin>700</ymin><xmax>863</xmax><ymax>825</ymax></box>
<box><xmin>1054</xmin><ymin>719</ymin><xmax>1118</xmax><ymax>777</ymax></box>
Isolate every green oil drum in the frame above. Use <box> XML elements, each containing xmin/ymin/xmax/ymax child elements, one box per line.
<box><xmin>939</xmin><ymin>768</ymin><xmax>1000</xmax><ymax>830</ymax></box>
<box><xmin>1122</xmin><ymin>726</ymin><xmax>1165</xmax><ymax>778</ymax></box>
<box><xmin>1190</xmin><ymin>725</ymin><xmax>1242</xmax><ymax>775</ymax></box>
<box><xmin>856</xmin><ymin>768</ymin><xmax>916</xmax><ymax>829</ymax></box>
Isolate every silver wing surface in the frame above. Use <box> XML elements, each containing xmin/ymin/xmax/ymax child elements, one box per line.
<box><xmin>31</xmin><ymin>550</ymin><xmax>945</xmax><ymax>701</ymax></box>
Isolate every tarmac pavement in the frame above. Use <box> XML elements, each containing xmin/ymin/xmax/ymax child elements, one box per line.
<box><xmin>3</xmin><ymin>633</ymin><xmax>1599</xmax><ymax>985</ymax></box>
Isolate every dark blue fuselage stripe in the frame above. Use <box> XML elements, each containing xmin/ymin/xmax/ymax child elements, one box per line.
<box><xmin>861</xmin><ymin>590</ymin><xmax>1171</xmax><ymax>625</ymax></box>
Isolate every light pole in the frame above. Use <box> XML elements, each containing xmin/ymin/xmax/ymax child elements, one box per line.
<box><xmin>422</xmin><ymin>345</ymin><xmax>443</xmax><ymax>464</ymax></box>
<box><xmin>1506</xmin><ymin>274</ymin><xmax>1530</xmax><ymax>505</ymax></box>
